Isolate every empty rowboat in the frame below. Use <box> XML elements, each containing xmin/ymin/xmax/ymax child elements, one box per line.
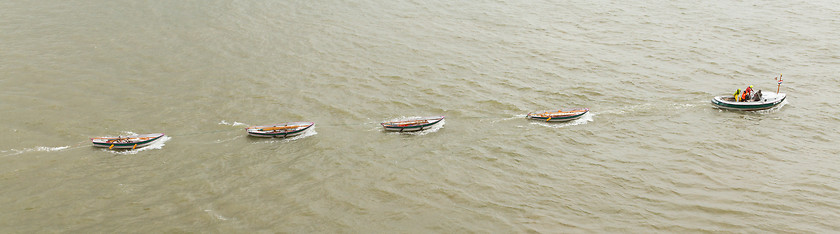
<box><xmin>527</xmin><ymin>108</ymin><xmax>589</xmax><ymax>122</ymax></box>
<box><xmin>246</xmin><ymin>122</ymin><xmax>314</xmax><ymax>138</ymax></box>
<box><xmin>381</xmin><ymin>116</ymin><xmax>445</xmax><ymax>132</ymax></box>
<box><xmin>91</xmin><ymin>133</ymin><xmax>165</xmax><ymax>149</ymax></box>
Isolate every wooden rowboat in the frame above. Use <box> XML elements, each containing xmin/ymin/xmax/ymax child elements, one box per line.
<box><xmin>527</xmin><ymin>108</ymin><xmax>589</xmax><ymax>122</ymax></box>
<box><xmin>246</xmin><ymin>122</ymin><xmax>314</xmax><ymax>138</ymax></box>
<box><xmin>381</xmin><ymin>116</ymin><xmax>445</xmax><ymax>132</ymax></box>
<box><xmin>91</xmin><ymin>133</ymin><xmax>165</xmax><ymax>149</ymax></box>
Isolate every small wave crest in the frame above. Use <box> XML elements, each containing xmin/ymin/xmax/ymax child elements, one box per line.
<box><xmin>204</xmin><ymin>209</ymin><xmax>230</xmax><ymax>221</ymax></box>
<box><xmin>2</xmin><ymin>145</ymin><xmax>72</xmax><ymax>157</ymax></box>
<box><xmin>215</xmin><ymin>135</ymin><xmax>245</xmax><ymax>143</ymax></box>
<box><xmin>754</xmin><ymin>99</ymin><xmax>789</xmax><ymax>114</ymax></box>
<box><xmin>219</xmin><ymin>120</ymin><xmax>248</xmax><ymax>126</ymax></box>
<box><xmin>479</xmin><ymin>115</ymin><xmax>525</xmax><ymax>124</ymax></box>
<box><xmin>598</xmin><ymin>103</ymin><xmax>701</xmax><ymax>116</ymax></box>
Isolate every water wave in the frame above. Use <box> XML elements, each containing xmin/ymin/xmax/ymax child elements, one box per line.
<box><xmin>2</xmin><ymin>145</ymin><xmax>72</xmax><ymax>157</ymax></box>
<box><xmin>754</xmin><ymin>99</ymin><xmax>789</xmax><ymax>114</ymax></box>
<box><xmin>218</xmin><ymin>120</ymin><xmax>249</xmax><ymax>126</ymax></box>
<box><xmin>215</xmin><ymin>135</ymin><xmax>245</xmax><ymax>143</ymax></box>
<box><xmin>204</xmin><ymin>209</ymin><xmax>231</xmax><ymax>221</ymax></box>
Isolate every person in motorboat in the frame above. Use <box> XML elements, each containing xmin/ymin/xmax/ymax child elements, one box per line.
<box><xmin>741</xmin><ymin>87</ymin><xmax>750</xmax><ymax>102</ymax></box>
<box><xmin>743</xmin><ymin>85</ymin><xmax>754</xmax><ymax>101</ymax></box>
<box><xmin>733</xmin><ymin>89</ymin><xmax>741</xmax><ymax>102</ymax></box>
<box><xmin>752</xmin><ymin>90</ymin><xmax>762</xmax><ymax>101</ymax></box>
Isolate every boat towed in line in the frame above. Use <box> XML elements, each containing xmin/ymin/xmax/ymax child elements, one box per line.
<box><xmin>245</xmin><ymin>122</ymin><xmax>314</xmax><ymax>138</ymax></box>
<box><xmin>91</xmin><ymin>133</ymin><xmax>165</xmax><ymax>149</ymax></box>
<box><xmin>381</xmin><ymin>116</ymin><xmax>445</xmax><ymax>132</ymax></box>
<box><xmin>526</xmin><ymin>108</ymin><xmax>589</xmax><ymax>122</ymax></box>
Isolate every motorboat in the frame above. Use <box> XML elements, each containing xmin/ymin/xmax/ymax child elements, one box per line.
<box><xmin>711</xmin><ymin>92</ymin><xmax>786</xmax><ymax>111</ymax></box>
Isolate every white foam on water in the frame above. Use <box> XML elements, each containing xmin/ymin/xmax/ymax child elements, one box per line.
<box><xmin>215</xmin><ymin>135</ymin><xmax>244</xmax><ymax>143</ymax></box>
<box><xmin>597</xmin><ymin>104</ymin><xmax>653</xmax><ymax>115</ymax></box>
<box><xmin>105</xmin><ymin>135</ymin><xmax>172</xmax><ymax>155</ymax></box>
<box><xmin>219</xmin><ymin>120</ymin><xmax>248</xmax><ymax>126</ymax></box>
<box><xmin>251</xmin><ymin>128</ymin><xmax>317</xmax><ymax>144</ymax></box>
<box><xmin>204</xmin><ymin>209</ymin><xmax>230</xmax><ymax>221</ymax></box>
<box><xmin>36</xmin><ymin>146</ymin><xmax>70</xmax><ymax>151</ymax></box>
<box><xmin>754</xmin><ymin>99</ymin><xmax>788</xmax><ymax>114</ymax></box>
<box><xmin>2</xmin><ymin>145</ymin><xmax>72</xmax><ymax>157</ymax></box>
<box><xmin>530</xmin><ymin>112</ymin><xmax>595</xmax><ymax>129</ymax></box>
<box><xmin>672</xmin><ymin>103</ymin><xmax>696</xmax><ymax>110</ymax></box>
<box><xmin>481</xmin><ymin>115</ymin><xmax>524</xmax><ymax>124</ymax></box>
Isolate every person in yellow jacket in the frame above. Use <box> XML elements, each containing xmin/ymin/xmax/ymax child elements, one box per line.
<box><xmin>734</xmin><ymin>89</ymin><xmax>741</xmax><ymax>102</ymax></box>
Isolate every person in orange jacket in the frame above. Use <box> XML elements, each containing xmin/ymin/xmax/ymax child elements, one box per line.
<box><xmin>743</xmin><ymin>85</ymin><xmax>754</xmax><ymax>101</ymax></box>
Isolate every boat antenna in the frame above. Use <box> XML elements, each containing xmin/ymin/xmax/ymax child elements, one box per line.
<box><xmin>775</xmin><ymin>73</ymin><xmax>783</xmax><ymax>94</ymax></box>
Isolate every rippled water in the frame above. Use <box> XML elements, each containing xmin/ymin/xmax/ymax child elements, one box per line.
<box><xmin>2</xmin><ymin>0</ymin><xmax>839</xmax><ymax>232</ymax></box>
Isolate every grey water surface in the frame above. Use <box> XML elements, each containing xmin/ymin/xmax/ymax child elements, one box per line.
<box><xmin>1</xmin><ymin>0</ymin><xmax>839</xmax><ymax>232</ymax></box>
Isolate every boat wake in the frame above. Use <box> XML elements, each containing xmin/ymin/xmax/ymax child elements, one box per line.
<box><xmin>105</xmin><ymin>135</ymin><xmax>172</xmax><ymax>155</ymax></box>
<box><xmin>204</xmin><ymin>209</ymin><xmax>230</xmax><ymax>221</ymax></box>
<box><xmin>251</xmin><ymin>128</ymin><xmax>317</xmax><ymax>144</ymax></box>
<box><xmin>481</xmin><ymin>115</ymin><xmax>524</xmax><ymax>124</ymax></box>
<box><xmin>754</xmin><ymin>99</ymin><xmax>789</xmax><ymax>114</ymax></box>
<box><xmin>2</xmin><ymin>145</ymin><xmax>73</xmax><ymax>157</ymax></box>
<box><xmin>219</xmin><ymin>120</ymin><xmax>248</xmax><ymax>126</ymax></box>
<box><xmin>600</xmin><ymin>103</ymin><xmax>701</xmax><ymax>116</ymax></box>
<box><xmin>215</xmin><ymin>135</ymin><xmax>245</xmax><ymax>143</ymax></box>
<box><xmin>672</xmin><ymin>103</ymin><xmax>698</xmax><ymax>110</ymax></box>
<box><xmin>530</xmin><ymin>112</ymin><xmax>594</xmax><ymax>128</ymax></box>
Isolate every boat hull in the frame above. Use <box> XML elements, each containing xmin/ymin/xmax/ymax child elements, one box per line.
<box><xmin>246</xmin><ymin>122</ymin><xmax>314</xmax><ymax>138</ymax></box>
<box><xmin>527</xmin><ymin>108</ymin><xmax>589</xmax><ymax>122</ymax></box>
<box><xmin>91</xmin><ymin>133</ymin><xmax>165</xmax><ymax>149</ymax></box>
<box><xmin>711</xmin><ymin>93</ymin><xmax>785</xmax><ymax>111</ymax></box>
<box><xmin>381</xmin><ymin>116</ymin><xmax>445</xmax><ymax>132</ymax></box>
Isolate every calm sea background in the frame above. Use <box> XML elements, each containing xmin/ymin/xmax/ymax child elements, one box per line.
<box><xmin>2</xmin><ymin>0</ymin><xmax>839</xmax><ymax>232</ymax></box>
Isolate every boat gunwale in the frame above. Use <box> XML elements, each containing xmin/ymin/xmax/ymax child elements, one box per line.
<box><xmin>246</xmin><ymin>122</ymin><xmax>314</xmax><ymax>135</ymax></box>
<box><xmin>381</xmin><ymin>116</ymin><xmax>445</xmax><ymax>129</ymax></box>
<box><xmin>91</xmin><ymin>133</ymin><xmax>165</xmax><ymax>147</ymax></box>
<box><xmin>527</xmin><ymin>108</ymin><xmax>589</xmax><ymax>120</ymax></box>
